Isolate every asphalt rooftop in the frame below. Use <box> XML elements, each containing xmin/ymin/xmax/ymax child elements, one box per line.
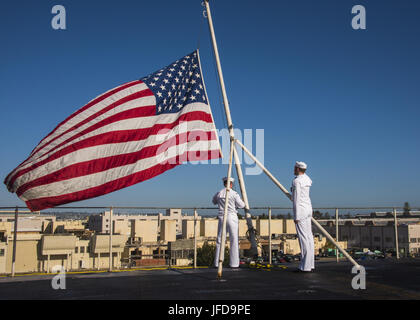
<box><xmin>0</xmin><ymin>258</ymin><xmax>419</xmax><ymax>300</ymax></box>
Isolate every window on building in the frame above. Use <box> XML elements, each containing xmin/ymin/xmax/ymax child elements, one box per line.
<box><xmin>374</xmin><ymin>237</ymin><xmax>380</xmax><ymax>242</ymax></box>
<box><xmin>75</xmin><ymin>247</ymin><xmax>78</xmax><ymax>253</ymax></box>
<box><xmin>131</xmin><ymin>249</ymin><xmax>142</xmax><ymax>258</ymax></box>
<box><xmin>153</xmin><ymin>249</ymin><xmax>161</xmax><ymax>258</ymax></box>
<box><xmin>0</xmin><ymin>249</ymin><xmax>4</xmax><ymax>256</ymax></box>
<box><xmin>410</xmin><ymin>238</ymin><xmax>417</xmax><ymax>243</ymax></box>
<box><xmin>81</xmin><ymin>247</ymin><xmax>85</xmax><ymax>254</ymax></box>
<box><xmin>385</xmin><ymin>237</ymin><xmax>392</xmax><ymax>243</ymax></box>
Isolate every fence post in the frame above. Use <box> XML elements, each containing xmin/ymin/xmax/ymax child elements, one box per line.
<box><xmin>194</xmin><ymin>209</ymin><xmax>197</xmax><ymax>269</ymax></box>
<box><xmin>393</xmin><ymin>208</ymin><xmax>399</xmax><ymax>259</ymax></box>
<box><xmin>109</xmin><ymin>207</ymin><xmax>113</xmax><ymax>272</ymax></box>
<box><xmin>11</xmin><ymin>206</ymin><xmax>18</xmax><ymax>277</ymax></box>
<box><xmin>268</xmin><ymin>207</ymin><xmax>272</xmax><ymax>265</ymax></box>
<box><xmin>335</xmin><ymin>208</ymin><xmax>339</xmax><ymax>262</ymax></box>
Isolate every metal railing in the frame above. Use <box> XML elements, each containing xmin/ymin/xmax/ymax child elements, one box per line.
<box><xmin>1</xmin><ymin>205</ymin><xmax>418</xmax><ymax>211</ymax></box>
<box><xmin>1</xmin><ymin>205</ymin><xmax>419</xmax><ymax>276</ymax></box>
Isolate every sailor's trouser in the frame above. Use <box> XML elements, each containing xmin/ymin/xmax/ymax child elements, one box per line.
<box><xmin>295</xmin><ymin>216</ymin><xmax>315</xmax><ymax>271</ymax></box>
<box><xmin>214</xmin><ymin>214</ymin><xmax>240</xmax><ymax>268</ymax></box>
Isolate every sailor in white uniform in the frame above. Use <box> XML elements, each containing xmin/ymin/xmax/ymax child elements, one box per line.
<box><xmin>213</xmin><ymin>177</ymin><xmax>245</xmax><ymax>268</ymax></box>
<box><xmin>291</xmin><ymin>161</ymin><xmax>315</xmax><ymax>272</ymax></box>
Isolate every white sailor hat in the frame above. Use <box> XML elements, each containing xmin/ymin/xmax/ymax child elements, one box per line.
<box><xmin>295</xmin><ymin>161</ymin><xmax>307</xmax><ymax>169</ymax></box>
<box><xmin>223</xmin><ymin>177</ymin><xmax>235</xmax><ymax>184</ymax></box>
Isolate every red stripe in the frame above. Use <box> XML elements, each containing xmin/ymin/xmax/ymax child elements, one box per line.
<box><xmin>5</xmin><ymin>80</ymin><xmax>143</xmax><ymax>185</ymax></box>
<box><xmin>7</xmin><ymin>105</ymin><xmax>156</xmax><ymax>188</ymax></box>
<box><xmin>7</xmin><ymin>111</ymin><xmax>214</xmax><ymax>189</ymax></box>
<box><xmin>28</xmin><ymin>101</ymin><xmax>156</xmax><ymax>165</ymax></box>
<box><xmin>30</xmin><ymin>80</ymin><xmax>143</xmax><ymax>156</ymax></box>
<box><xmin>16</xmin><ymin>130</ymin><xmax>217</xmax><ymax>196</ymax></box>
<box><xmin>23</xmin><ymin>88</ymin><xmax>154</xmax><ymax>167</ymax></box>
<box><xmin>25</xmin><ymin>150</ymin><xmax>221</xmax><ymax>211</ymax></box>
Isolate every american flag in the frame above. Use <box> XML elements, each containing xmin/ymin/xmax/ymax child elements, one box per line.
<box><xmin>4</xmin><ymin>50</ymin><xmax>222</xmax><ymax>211</ymax></box>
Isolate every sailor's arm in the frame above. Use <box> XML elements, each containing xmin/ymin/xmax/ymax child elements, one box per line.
<box><xmin>293</xmin><ymin>180</ymin><xmax>302</xmax><ymax>221</ymax></box>
<box><xmin>290</xmin><ymin>179</ymin><xmax>295</xmax><ymax>201</ymax></box>
<box><xmin>212</xmin><ymin>192</ymin><xmax>219</xmax><ymax>205</ymax></box>
<box><xmin>234</xmin><ymin>192</ymin><xmax>246</xmax><ymax>209</ymax></box>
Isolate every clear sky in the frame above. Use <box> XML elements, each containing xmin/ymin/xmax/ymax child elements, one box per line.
<box><xmin>0</xmin><ymin>0</ymin><xmax>419</xmax><ymax>209</ymax></box>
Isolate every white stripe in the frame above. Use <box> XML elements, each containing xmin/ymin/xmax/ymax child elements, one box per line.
<box><xmin>21</xmin><ymin>140</ymin><xmax>220</xmax><ymax>201</ymax></box>
<box><xmin>12</xmin><ymin>120</ymin><xmax>217</xmax><ymax>192</ymax></box>
<box><xmin>6</xmin><ymin>81</ymin><xmax>147</xmax><ymax>186</ymax></box>
<box><xmin>84</xmin><ymin>80</ymin><xmax>141</xmax><ymax>105</ymax></box>
<box><xmin>10</xmin><ymin>103</ymin><xmax>211</xmax><ymax>181</ymax></box>
<box><xmin>27</xmin><ymin>82</ymin><xmax>149</xmax><ymax>162</ymax></box>
<box><xmin>28</xmin><ymin>93</ymin><xmax>155</xmax><ymax>163</ymax></box>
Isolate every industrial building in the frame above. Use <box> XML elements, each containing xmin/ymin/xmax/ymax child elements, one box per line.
<box><xmin>0</xmin><ymin>208</ymin><xmax>316</xmax><ymax>275</ymax></box>
<box><xmin>5</xmin><ymin>207</ymin><xmax>419</xmax><ymax>275</ymax></box>
<box><xmin>320</xmin><ymin>220</ymin><xmax>420</xmax><ymax>255</ymax></box>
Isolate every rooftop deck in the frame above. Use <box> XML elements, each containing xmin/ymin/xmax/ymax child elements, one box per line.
<box><xmin>0</xmin><ymin>258</ymin><xmax>419</xmax><ymax>300</ymax></box>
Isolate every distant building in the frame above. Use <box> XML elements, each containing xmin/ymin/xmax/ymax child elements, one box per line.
<box><xmin>165</xmin><ymin>209</ymin><xmax>182</xmax><ymax>234</ymax></box>
<box><xmin>87</xmin><ymin>209</ymin><xmax>188</xmax><ymax>236</ymax></box>
<box><xmin>321</xmin><ymin>220</ymin><xmax>420</xmax><ymax>255</ymax></box>
<box><xmin>0</xmin><ymin>209</ymin><xmax>364</xmax><ymax>274</ymax></box>
<box><xmin>355</xmin><ymin>211</ymin><xmax>420</xmax><ymax>219</ymax></box>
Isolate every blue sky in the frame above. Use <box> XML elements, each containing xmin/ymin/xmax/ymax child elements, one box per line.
<box><xmin>0</xmin><ymin>0</ymin><xmax>419</xmax><ymax>209</ymax></box>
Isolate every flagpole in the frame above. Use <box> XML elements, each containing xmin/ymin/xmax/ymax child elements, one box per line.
<box><xmin>233</xmin><ymin>146</ymin><xmax>258</xmax><ymax>255</ymax></box>
<box><xmin>204</xmin><ymin>0</ymin><xmax>258</xmax><ymax>262</ymax></box>
<box><xmin>109</xmin><ymin>207</ymin><xmax>113</xmax><ymax>272</ymax></box>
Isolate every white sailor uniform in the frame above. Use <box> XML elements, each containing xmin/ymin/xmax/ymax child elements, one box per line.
<box><xmin>292</xmin><ymin>173</ymin><xmax>315</xmax><ymax>271</ymax></box>
<box><xmin>212</xmin><ymin>188</ymin><xmax>245</xmax><ymax>268</ymax></box>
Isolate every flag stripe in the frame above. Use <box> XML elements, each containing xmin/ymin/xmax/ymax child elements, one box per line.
<box><xmin>21</xmin><ymin>140</ymin><xmax>220</xmax><ymax>201</ymax></box>
<box><xmin>29</xmin><ymin>80</ymin><xmax>144</xmax><ymax>157</ymax></box>
<box><xmin>16</xmin><ymin>130</ymin><xmax>217</xmax><ymax>197</ymax></box>
<box><xmin>7</xmin><ymin>97</ymin><xmax>155</xmax><ymax>185</ymax></box>
<box><xmin>7</xmin><ymin>103</ymin><xmax>210</xmax><ymax>185</ymax></box>
<box><xmin>26</xmin><ymin>103</ymin><xmax>156</xmax><ymax>167</ymax></box>
<box><xmin>12</xmin><ymin>120</ymin><xmax>216</xmax><ymax>192</ymax></box>
<box><xmin>5</xmin><ymin>80</ymin><xmax>146</xmax><ymax>185</ymax></box>
<box><xmin>8</xmin><ymin>110</ymin><xmax>214</xmax><ymax>191</ymax></box>
<box><xmin>17</xmin><ymin>86</ymin><xmax>154</xmax><ymax>170</ymax></box>
<box><xmin>25</xmin><ymin>149</ymin><xmax>220</xmax><ymax>211</ymax></box>
<box><xmin>9</xmin><ymin>103</ymin><xmax>211</xmax><ymax>181</ymax></box>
